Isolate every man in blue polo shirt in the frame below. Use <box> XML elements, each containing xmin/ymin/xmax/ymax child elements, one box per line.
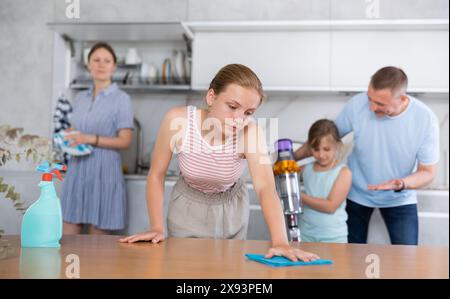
<box><xmin>295</xmin><ymin>66</ymin><xmax>439</xmax><ymax>245</ymax></box>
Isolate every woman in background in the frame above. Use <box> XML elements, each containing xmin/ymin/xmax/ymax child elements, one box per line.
<box><xmin>61</xmin><ymin>42</ymin><xmax>134</xmax><ymax>235</ymax></box>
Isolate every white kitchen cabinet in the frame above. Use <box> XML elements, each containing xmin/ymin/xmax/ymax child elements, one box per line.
<box><xmin>187</xmin><ymin>19</ymin><xmax>449</xmax><ymax>93</ymax></box>
<box><xmin>246</xmin><ymin>184</ymin><xmax>449</xmax><ymax>245</ymax></box>
<box><xmin>121</xmin><ymin>177</ymin><xmax>273</xmax><ymax>240</ymax></box>
<box><xmin>191</xmin><ymin>31</ymin><xmax>331</xmax><ymax>91</ymax></box>
<box><xmin>330</xmin><ymin>29</ymin><xmax>449</xmax><ymax>92</ymax></box>
<box><xmin>247</xmin><ymin>186</ymin><xmax>270</xmax><ymax>241</ymax></box>
<box><xmin>120</xmin><ymin>178</ymin><xmax>174</xmax><ymax>236</ymax></box>
<box><xmin>49</xmin><ymin>20</ymin><xmax>449</xmax><ymax>94</ymax></box>
<box><xmin>367</xmin><ymin>190</ymin><xmax>449</xmax><ymax>245</ymax></box>
<box><xmin>121</xmin><ymin>177</ymin><xmax>449</xmax><ymax>245</ymax></box>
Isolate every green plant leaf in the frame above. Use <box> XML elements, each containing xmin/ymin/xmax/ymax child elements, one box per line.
<box><xmin>26</xmin><ymin>148</ymin><xmax>33</xmax><ymax>160</ymax></box>
<box><xmin>0</xmin><ymin>124</ymin><xmax>11</xmax><ymax>132</ymax></box>
<box><xmin>1</xmin><ymin>127</ymin><xmax>51</xmax><ymax>221</ymax></box>
<box><xmin>5</xmin><ymin>187</ymin><xmax>15</xmax><ymax>199</ymax></box>
<box><xmin>18</xmin><ymin>134</ymin><xmax>39</xmax><ymax>148</ymax></box>
<box><xmin>6</xmin><ymin>128</ymin><xmax>24</xmax><ymax>139</ymax></box>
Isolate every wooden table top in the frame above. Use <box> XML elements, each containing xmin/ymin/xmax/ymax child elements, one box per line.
<box><xmin>0</xmin><ymin>235</ymin><xmax>448</xmax><ymax>279</ymax></box>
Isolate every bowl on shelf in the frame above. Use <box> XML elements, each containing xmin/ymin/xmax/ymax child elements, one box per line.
<box><xmin>125</xmin><ymin>48</ymin><xmax>142</xmax><ymax>65</ymax></box>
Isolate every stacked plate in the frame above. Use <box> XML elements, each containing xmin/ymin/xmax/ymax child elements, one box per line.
<box><xmin>161</xmin><ymin>58</ymin><xmax>172</xmax><ymax>85</ymax></box>
<box><xmin>172</xmin><ymin>50</ymin><xmax>190</xmax><ymax>84</ymax></box>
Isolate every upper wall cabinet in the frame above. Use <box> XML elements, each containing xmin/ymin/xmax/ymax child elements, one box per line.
<box><xmin>47</xmin><ymin>22</ymin><xmax>189</xmax><ymax>42</ymax></box>
<box><xmin>330</xmin><ymin>21</ymin><xmax>449</xmax><ymax>93</ymax></box>
<box><xmin>186</xmin><ymin>19</ymin><xmax>449</xmax><ymax>93</ymax></box>
<box><xmin>190</xmin><ymin>30</ymin><xmax>331</xmax><ymax>91</ymax></box>
<box><xmin>48</xmin><ymin>18</ymin><xmax>449</xmax><ymax>94</ymax></box>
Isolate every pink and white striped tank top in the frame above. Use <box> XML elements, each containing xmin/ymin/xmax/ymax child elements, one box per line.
<box><xmin>177</xmin><ymin>106</ymin><xmax>247</xmax><ymax>193</ymax></box>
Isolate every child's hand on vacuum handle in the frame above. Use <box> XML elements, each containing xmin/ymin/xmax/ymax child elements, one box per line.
<box><xmin>119</xmin><ymin>230</ymin><xmax>165</xmax><ymax>244</ymax></box>
<box><xmin>265</xmin><ymin>244</ymin><xmax>320</xmax><ymax>262</ymax></box>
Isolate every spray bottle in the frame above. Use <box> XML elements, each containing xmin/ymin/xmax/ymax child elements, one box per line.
<box><xmin>21</xmin><ymin>161</ymin><xmax>66</xmax><ymax>248</ymax></box>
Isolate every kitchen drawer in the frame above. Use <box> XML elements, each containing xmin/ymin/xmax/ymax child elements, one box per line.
<box><xmin>247</xmin><ymin>186</ymin><xmax>450</xmax><ymax>245</ymax></box>
<box><xmin>247</xmin><ymin>209</ymin><xmax>270</xmax><ymax>241</ymax></box>
<box><xmin>368</xmin><ymin>191</ymin><xmax>449</xmax><ymax>245</ymax></box>
<box><xmin>120</xmin><ymin>180</ymin><xmax>173</xmax><ymax>236</ymax></box>
<box><xmin>368</xmin><ymin>207</ymin><xmax>450</xmax><ymax>246</ymax></box>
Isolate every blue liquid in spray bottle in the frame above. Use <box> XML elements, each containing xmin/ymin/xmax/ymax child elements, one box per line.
<box><xmin>21</xmin><ymin>161</ymin><xmax>66</xmax><ymax>248</ymax></box>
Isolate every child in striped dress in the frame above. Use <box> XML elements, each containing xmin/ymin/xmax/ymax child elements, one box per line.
<box><xmin>121</xmin><ymin>64</ymin><xmax>319</xmax><ymax>262</ymax></box>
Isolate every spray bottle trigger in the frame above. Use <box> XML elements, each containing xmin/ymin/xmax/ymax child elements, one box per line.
<box><xmin>52</xmin><ymin>170</ymin><xmax>63</xmax><ymax>181</ymax></box>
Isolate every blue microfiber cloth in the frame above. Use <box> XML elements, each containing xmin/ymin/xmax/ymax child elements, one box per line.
<box><xmin>245</xmin><ymin>254</ymin><xmax>333</xmax><ymax>267</ymax></box>
<box><xmin>54</xmin><ymin>132</ymin><xmax>93</xmax><ymax>156</ymax></box>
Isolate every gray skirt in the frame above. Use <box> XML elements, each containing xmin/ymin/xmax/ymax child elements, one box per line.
<box><xmin>167</xmin><ymin>176</ymin><xmax>250</xmax><ymax>240</ymax></box>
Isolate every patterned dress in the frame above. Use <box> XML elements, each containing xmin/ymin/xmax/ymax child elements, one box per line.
<box><xmin>61</xmin><ymin>83</ymin><xmax>134</xmax><ymax>230</ymax></box>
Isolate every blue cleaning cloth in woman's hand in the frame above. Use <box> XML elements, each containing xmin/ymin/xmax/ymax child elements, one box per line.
<box><xmin>54</xmin><ymin>132</ymin><xmax>93</xmax><ymax>156</ymax></box>
<box><xmin>245</xmin><ymin>254</ymin><xmax>333</xmax><ymax>267</ymax></box>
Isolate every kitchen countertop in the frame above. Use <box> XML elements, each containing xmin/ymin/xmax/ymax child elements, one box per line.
<box><xmin>0</xmin><ymin>235</ymin><xmax>448</xmax><ymax>279</ymax></box>
<box><xmin>1</xmin><ymin>170</ymin><xmax>448</xmax><ymax>192</ymax></box>
<box><xmin>124</xmin><ymin>173</ymin><xmax>450</xmax><ymax>193</ymax></box>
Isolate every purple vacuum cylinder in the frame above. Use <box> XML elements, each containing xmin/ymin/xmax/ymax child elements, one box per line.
<box><xmin>275</xmin><ymin>138</ymin><xmax>293</xmax><ymax>153</ymax></box>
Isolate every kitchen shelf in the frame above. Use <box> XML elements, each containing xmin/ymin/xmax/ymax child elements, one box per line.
<box><xmin>48</xmin><ymin>23</ymin><xmax>194</xmax><ymax>95</ymax></box>
<box><xmin>47</xmin><ymin>22</ymin><xmax>192</xmax><ymax>42</ymax></box>
<box><xmin>70</xmin><ymin>83</ymin><xmax>192</xmax><ymax>93</ymax></box>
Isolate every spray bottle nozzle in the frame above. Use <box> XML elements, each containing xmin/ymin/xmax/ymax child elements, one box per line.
<box><xmin>36</xmin><ymin>161</ymin><xmax>67</xmax><ymax>181</ymax></box>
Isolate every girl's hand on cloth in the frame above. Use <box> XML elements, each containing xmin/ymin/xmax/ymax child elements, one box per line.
<box><xmin>368</xmin><ymin>179</ymin><xmax>404</xmax><ymax>191</ymax></box>
<box><xmin>265</xmin><ymin>244</ymin><xmax>320</xmax><ymax>262</ymax></box>
<box><xmin>119</xmin><ymin>230</ymin><xmax>165</xmax><ymax>244</ymax></box>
